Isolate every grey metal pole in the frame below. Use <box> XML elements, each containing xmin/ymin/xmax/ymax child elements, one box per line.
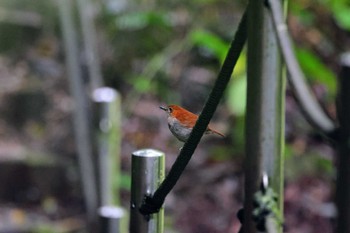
<box><xmin>99</xmin><ymin>206</ymin><xmax>126</xmax><ymax>233</ymax></box>
<box><xmin>130</xmin><ymin>149</ymin><xmax>165</xmax><ymax>233</ymax></box>
<box><xmin>92</xmin><ymin>87</ymin><xmax>122</xmax><ymax>206</ymax></box>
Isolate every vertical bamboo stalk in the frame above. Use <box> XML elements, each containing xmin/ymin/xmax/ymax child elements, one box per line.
<box><xmin>77</xmin><ymin>0</ymin><xmax>103</xmax><ymax>90</ymax></box>
<box><xmin>261</xmin><ymin>5</ymin><xmax>285</xmax><ymax>232</ymax></box>
<box><xmin>335</xmin><ymin>53</ymin><xmax>350</xmax><ymax>233</ymax></box>
<box><xmin>244</xmin><ymin>0</ymin><xmax>284</xmax><ymax>232</ymax></box>
<box><xmin>244</xmin><ymin>1</ymin><xmax>265</xmax><ymax>232</ymax></box>
<box><xmin>130</xmin><ymin>149</ymin><xmax>165</xmax><ymax>233</ymax></box>
<box><xmin>57</xmin><ymin>0</ymin><xmax>98</xmax><ymax>225</ymax></box>
<box><xmin>93</xmin><ymin>87</ymin><xmax>122</xmax><ymax>206</ymax></box>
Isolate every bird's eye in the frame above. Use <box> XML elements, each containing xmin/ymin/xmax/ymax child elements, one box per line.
<box><xmin>168</xmin><ymin>107</ymin><xmax>173</xmax><ymax>113</ymax></box>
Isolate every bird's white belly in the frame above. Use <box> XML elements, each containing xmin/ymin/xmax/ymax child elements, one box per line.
<box><xmin>168</xmin><ymin>117</ymin><xmax>192</xmax><ymax>142</ymax></box>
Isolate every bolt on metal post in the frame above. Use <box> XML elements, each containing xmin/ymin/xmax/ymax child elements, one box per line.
<box><xmin>130</xmin><ymin>149</ymin><xmax>165</xmax><ymax>233</ymax></box>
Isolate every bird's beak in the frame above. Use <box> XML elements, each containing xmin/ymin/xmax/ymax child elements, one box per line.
<box><xmin>159</xmin><ymin>106</ymin><xmax>168</xmax><ymax>111</ymax></box>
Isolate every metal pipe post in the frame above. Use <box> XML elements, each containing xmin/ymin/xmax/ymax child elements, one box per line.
<box><xmin>92</xmin><ymin>87</ymin><xmax>122</xmax><ymax>206</ymax></box>
<box><xmin>130</xmin><ymin>149</ymin><xmax>165</xmax><ymax>233</ymax></box>
<box><xmin>99</xmin><ymin>206</ymin><xmax>126</xmax><ymax>233</ymax></box>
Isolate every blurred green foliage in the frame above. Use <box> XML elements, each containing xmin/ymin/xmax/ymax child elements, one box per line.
<box><xmin>0</xmin><ymin>0</ymin><xmax>57</xmax><ymax>52</ymax></box>
<box><xmin>99</xmin><ymin>0</ymin><xmax>344</xmax><ymax>172</ymax></box>
<box><xmin>296</xmin><ymin>47</ymin><xmax>337</xmax><ymax>96</ymax></box>
<box><xmin>119</xmin><ymin>172</ymin><xmax>131</xmax><ymax>191</ymax></box>
<box><xmin>0</xmin><ymin>0</ymin><xmax>346</xmax><ymax>231</ymax></box>
<box><xmin>189</xmin><ymin>29</ymin><xmax>229</xmax><ymax>63</ymax></box>
<box><xmin>289</xmin><ymin>0</ymin><xmax>345</xmax><ymax>101</ymax></box>
<box><xmin>290</xmin><ymin>0</ymin><xmax>350</xmax><ymax>31</ymax></box>
<box><xmin>324</xmin><ymin>0</ymin><xmax>350</xmax><ymax>30</ymax></box>
<box><xmin>0</xmin><ymin>0</ymin><xmax>342</xmax><ymax>183</ymax></box>
<box><xmin>227</xmin><ymin>75</ymin><xmax>246</xmax><ymax>116</ymax></box>
<box><xmin>285</xmin><ymin>146</ymin><xmax>334</xmax><ymax>180</ymax></box>
<box><xmin>116</xmin><ymin>11</ymin><xmax>172</xmax><ymax>30</ymax></box>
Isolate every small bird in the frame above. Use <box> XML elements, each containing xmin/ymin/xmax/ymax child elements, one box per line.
<box><xmin>160</xmin><ymin>104</ymin><xmax>225</xmax><ymax>142</ymax></box>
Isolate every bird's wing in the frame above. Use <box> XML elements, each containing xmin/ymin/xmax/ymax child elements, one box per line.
<box><xmin>172</xmin><ymin>108</ymin><xmax>198</xmax><ymax>128</ymax></box>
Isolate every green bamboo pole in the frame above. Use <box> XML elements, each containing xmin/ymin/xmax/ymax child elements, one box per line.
<box><xmin>58</xmin><ymin>0</ymin><xmax>98</xmax><ymax>226</ymax></box>
<box><xmin>244</xmin><ymin>0</ymin><xmax>284</xmax><ymax>232</ymax></box>
<box><xmin>261</xmin><ymin>5</ymin><xmax>285</xmax><ymax>233</ymax></box>
<box><xmin>243</xmin><ymin>1</ymin><xmax>265</xmax><ymax>232</ymax></box>
<box><xmin>77</xmin><ymin>0</ymin><xmax>103</xmax><ymax>90</ymax></box>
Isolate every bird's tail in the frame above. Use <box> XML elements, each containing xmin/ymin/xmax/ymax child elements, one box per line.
<box><xmin>208</xmin><ymin>128</ymin><xmax>225</xmax><ymax>138</ymax></box>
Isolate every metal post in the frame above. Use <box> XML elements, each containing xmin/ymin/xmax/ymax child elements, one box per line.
<box><xmin>92</xmin><ymin>87</ymin><xmax>122</xmax><ymax>206</ymax></box>
<box><xmin>99</xmin><ymin>206</ymin><xmax>126</xmax><ymax>233</ymax></box>
<box><xmin>130</xmin><ymin>149</ymin><xmax>165</xmax><ymax>233</ymax></box>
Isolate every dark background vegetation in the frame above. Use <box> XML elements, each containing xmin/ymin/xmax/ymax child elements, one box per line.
<box><xmin>0</xmin><ymin>0</ymin><xmax>349</xmax><ymax>232</ymax></box>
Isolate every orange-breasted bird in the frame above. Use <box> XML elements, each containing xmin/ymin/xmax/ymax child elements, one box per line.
<box><xmin>160</xmin><ymin>104</ymin><xmax>225</xmax><ymax>142</ymax></box>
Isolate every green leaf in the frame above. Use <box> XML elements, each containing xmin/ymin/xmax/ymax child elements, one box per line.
<box><xmin>226</xmin><ymin>51</ymin><xmax>247</xmax><ymax>117</ymax></box>
<box><xmin>119</xmin><ymin>172</ymin><xmax>131</xmax><ymax>191</ymax></box>
<box><xmin>232</xmin><ymin>50</ymin><xmax>246</xmax><ymax>76</ymax></box>
<box><xmin>295</xmin><ymin>47</ymin><xmax>337</xmax><ymax>96</ymax></box>
<box><xmin>189</xmin><ymin>29</ymin><xmax>229</xmax><ymax>62</ymax></box>
<box><xmin>116</xmin><ymin>11</ymin><xmax>171</xmax><ymax>30</ymax></box>
<box><xmin>227</xmin><ymin>74</ymin><xmax>247</xmax><ymax>116</ymax></box>
<box><xmin>129</xmin><ymin>75</ymin><xmax>154</xmax><ymax>93</ymax></box>
<box><xmin>333</xmin><ymin>6</ymin><xmax>350</xmax><ymax>30</ymax></box>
